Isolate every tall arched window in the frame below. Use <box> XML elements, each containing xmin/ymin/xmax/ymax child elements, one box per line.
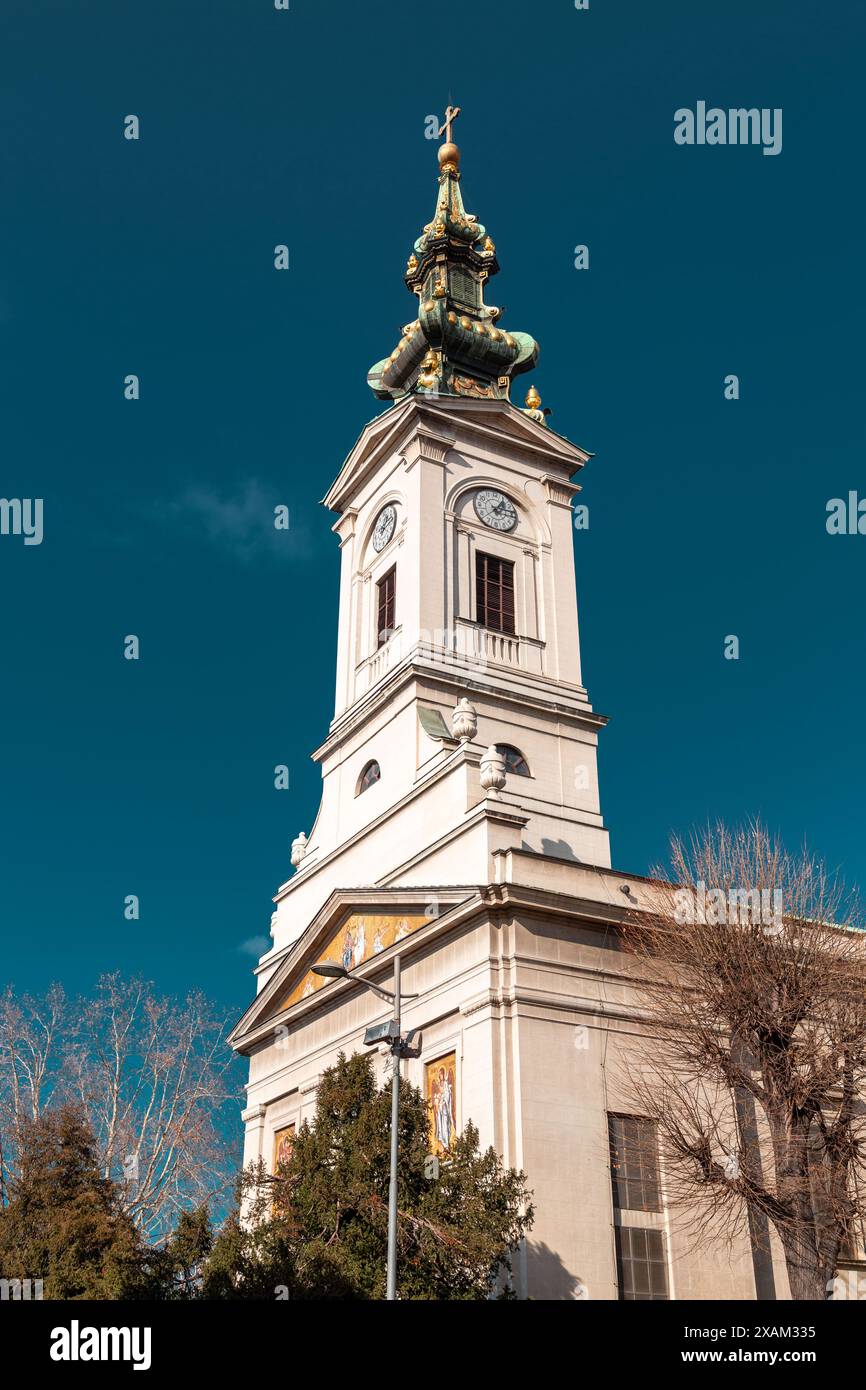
<box><xmin>356</xmin><ymin>760</ymin><xmax>381</xmax><ymax>795</ymax></box>
<box><xmin>496</xmin><ymin>744</ymin><xmax>531</xmax><ymax>777</ymax></box>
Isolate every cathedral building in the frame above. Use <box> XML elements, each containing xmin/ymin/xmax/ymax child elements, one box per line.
<box><xmin>230</xmin><ymin>116</ymin><xmax>770</xmax><ymax>1299</ymax></box>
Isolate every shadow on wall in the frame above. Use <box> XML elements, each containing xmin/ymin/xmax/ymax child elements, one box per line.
<box><xmin>539</xmin><ymin>837</ymin><xmax>582</xmax><ymax>864</ymax></box>
<box><xmin>525</xmin><ymin>1241</ymin><xmax>589</xmax><ymax>1300</ymax></box>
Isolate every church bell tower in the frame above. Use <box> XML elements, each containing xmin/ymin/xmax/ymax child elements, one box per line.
<box><xmin>229</xmin><ymin>118</ymin><xmax>780</xmax><ymax>1302</ymax></box>
<box><xmin>259</xmin><ymin>108</ymin><xmax>610</xmax><ymax>972</ymax></box>
<box><xmin>230</xmin><ymin>112</ymin><xmax>630</xmax><ymax>1302</ymax></box>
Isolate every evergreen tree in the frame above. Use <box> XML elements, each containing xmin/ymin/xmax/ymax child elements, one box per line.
<box><xmin>162</xmin><ymin>1205</ymin><xmax>214</xmax><ymax>1299</ymax></box>
<box><xmin>203</xmin><ymin>1052</ymin><xmax>533</xmax><ymax>1300</ymax></box>
<box><xmin>0</xmin><ymin>1106</ymin><xmax>157</xmax><ymax>1298</ymax></box>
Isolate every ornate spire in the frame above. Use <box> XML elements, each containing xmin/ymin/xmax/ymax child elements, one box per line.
<box><xmin>367</xmin><ymin>109</ymin><xmax>540</xmax><ymax>403</ymax></box>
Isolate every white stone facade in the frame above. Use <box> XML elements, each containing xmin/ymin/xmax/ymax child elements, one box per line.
<box><xmin>231</xmin><ymin>396</ymin><xmax>783</xmax><ymax>1299</ymax></box>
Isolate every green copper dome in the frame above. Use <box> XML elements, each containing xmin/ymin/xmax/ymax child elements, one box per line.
<box><xmin>367</xmin><ymin>110</ymin><xmax>539</xmax><ymax>403</ymax></box>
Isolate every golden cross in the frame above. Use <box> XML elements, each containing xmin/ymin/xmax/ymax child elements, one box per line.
<box><xmin>438</xmin><ymin>104</ymin><xmax>461</xmax><ymax>143</ymax></box>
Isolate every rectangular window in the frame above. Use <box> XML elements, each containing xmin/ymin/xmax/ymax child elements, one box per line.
<box><xmin>476</xmin><ymin>552</ymin><xmax>515</xmax><ymax>634</ymax></box>
<box><xmin>376</xmin><ymin>566</ymin><xmax>396</xmax><ymax>648</ymax></box>
<box><xmin>614</xmin><ymin>1226</ymin><xmax>669</xmax><ymax>1300</ymax></box>
<box><xmin>609</xmin><ymin>1114</ymin><xmax>661</xmax><ymax>1212</ymax></box>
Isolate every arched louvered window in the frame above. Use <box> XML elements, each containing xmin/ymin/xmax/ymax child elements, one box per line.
<box><xmin>496</xmin><ymin>744</ymin><xmax>531</xmax><ymax>777</ymax></box>
<box><xmin>357</xmin><ymin>760</ymin><xmax>381</xmax><ymax>795</ymax></box>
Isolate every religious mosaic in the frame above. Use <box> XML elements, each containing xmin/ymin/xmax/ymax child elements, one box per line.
<box><xmin>272</xmin><ymin>1122</ymin><xmax>296</xmax><ymax>1173</ymax></box>
<box><xmin>426</xmin><ymin>1052</ymin><xmax>457</xmax><ymax>1158</ymax></box>
<box><xmin>277</xmin><ymin>911</ymin><xmax>430</xmax><ymax>1011</ymax></box>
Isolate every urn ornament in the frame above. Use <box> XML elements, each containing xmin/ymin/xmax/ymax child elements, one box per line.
<box><xmin>479</xmin><ymin>745</ymin><xmax>506</xmax><ymax>796</ymax></box>
<box><xmin>451</xmin><ymin>696</ymin><xmax>477</xmax><ymax>743</ymax></box>
<box><xmin>291</xmin><ymin>832</ymin><xmax>308</xmax><ymax>867</ymax></box>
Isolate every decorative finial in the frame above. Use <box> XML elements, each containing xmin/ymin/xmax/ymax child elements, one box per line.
<box><xmin>437</xmin><ymin>103</ymin><xmax>461</xmax><ymax>170</ymax></box>
<box><xmin>451</xmin><ymin>696</ymin><xmax>478</xmax><ymax>743</ymax></box>
<box><xmin>480</xmin><ymin>745</ymin><xmax>507</xmax><ymax>798</ymax></box>
<box><xmin>523</xmin><ymin>383</ymin><xmax>548</xmax><ymax>425</ymax></box>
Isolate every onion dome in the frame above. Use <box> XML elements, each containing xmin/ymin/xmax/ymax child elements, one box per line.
<box><xmin>367</xmin><ymin>107</ymin><xmax>539</xmax><ymax>403</ymax></box>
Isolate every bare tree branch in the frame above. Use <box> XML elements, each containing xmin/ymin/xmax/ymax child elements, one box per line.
<box><xmin>619</xmin><ymin>820</ymin><xmax>866</xmax><ymax>1300</ymax></box>
<box><xmin>0</xmin><ymin>974</ymin><xmax>243</xmax><ymax>1239</ymax></box>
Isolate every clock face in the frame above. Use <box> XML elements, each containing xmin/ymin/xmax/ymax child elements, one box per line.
<box><xmin>372</xmin><ymin>504</ymin><xmax>397</xmax><ymax>552</ymax></box>
<box><xmin>473</xmin><ymin>489</ymin><xmax>517</xmax><ymax>532</ymax></box>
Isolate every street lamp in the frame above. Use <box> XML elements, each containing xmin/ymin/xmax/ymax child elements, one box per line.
<box><xmin>312</xmin><ymin>954</ymin><xmax>422</xmax><ymax>1300</ymax></box>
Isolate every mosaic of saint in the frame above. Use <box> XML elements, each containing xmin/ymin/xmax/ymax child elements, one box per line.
<box><xmin>277</xmin><ymin>911</ymin><xmax>429</xmax><ymax>1011</ymax></box>
<box><xmin>426</xmin><ymin>1052</ymin><xmax>457</xmax><ymax>1158</ymax></box>
<box><xmin>272</xmin><ymin>1123</ymin><xmax>296</xmax><ymax>1173</ymax></box>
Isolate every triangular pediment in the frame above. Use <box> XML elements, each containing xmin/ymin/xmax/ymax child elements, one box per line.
<box><xmin>323</xmin><ymin>397</ymin><xmax>591</xmax><ymax>515</ymax></box>
<box><xmin>229</xmin><ymin>887</ymin><xmax>471</xmax><ymax>1051</ymax></box>
<box><xmin>414</xmin><ymin>396</ymin><xmax>591</xmax><ymax>468</ymax></box>
<box><xmin>321</xmin><ymin>397</ymin><xmax>416</xmax><ymax>512</ymax></box>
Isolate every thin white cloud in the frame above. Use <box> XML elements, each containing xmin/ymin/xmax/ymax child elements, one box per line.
<box><xmin>167</xmin><ymin>480</ymin><xmax>309</xmax><ymax>563</ymax></box>
<box><xmin>237</xmin><ymin>935</ymin><xmax>270</xmax><ymax>957</ymax></box>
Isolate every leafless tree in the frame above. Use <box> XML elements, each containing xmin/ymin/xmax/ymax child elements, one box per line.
<box><xmin>621</xmin><ymin>821</ymin><xmax>866</xmax><ymax>1301</ymax></box>
<box><xmin>0</xmin><ymin>983</ymin><xmax>66</xmax><ymax>1202</ymax></box>
<box><xmin>0</xmin><ymin>974</ymin><xmax>242</xmax><ymax>1240</ymax></box>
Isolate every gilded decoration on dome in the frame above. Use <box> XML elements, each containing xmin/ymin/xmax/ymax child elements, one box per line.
<box><xmin>366</xmin><ymin>107</ymin><xmax>540</xmax><ymax>404</ymax></box>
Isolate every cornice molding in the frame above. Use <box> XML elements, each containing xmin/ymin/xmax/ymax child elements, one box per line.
<box><xmin>402</xmin><ymin>425</ymin><xmax>454</xmax><ymax>467</ymax></box>
<box><xmin>316</xmin><ymin>655</ymin><xmax>605</xmax><ymax>761</ymax></box>
<box><xmin>233</xmin><ymin>870</ymin><xmax>658</xmax><ymax>1056</ymax></box>
<box><xmin>323</xmin><ymin>398</ymin><xmax>591</xmax><ymax>517</ymax></box>
<box><xmin>540</xmin><ymin>473</ymin><xmax>582</xmax><ymax>507</ymax></box>
<box><xmin>331</xmin><ymin>507</ymin><xmax>359</xmax><ymax>546</ymax></box>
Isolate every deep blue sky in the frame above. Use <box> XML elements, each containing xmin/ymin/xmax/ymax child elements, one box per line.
<box><xmin>1</xmin><ymin>0</ymin><xmax>863</xmax><ymax>1012</ymax></box>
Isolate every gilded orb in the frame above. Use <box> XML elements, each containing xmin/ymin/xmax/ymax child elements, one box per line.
<box><xmin>438</xmin><ymin>141</ymin><xmax>460</xmax><ymax>169</ymax></box>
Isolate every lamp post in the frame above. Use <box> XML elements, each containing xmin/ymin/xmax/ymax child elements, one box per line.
<box><xmin>312</xmin><ymin>953</ymin><xmax>422</xmax><ymax>1300</ymax></box>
